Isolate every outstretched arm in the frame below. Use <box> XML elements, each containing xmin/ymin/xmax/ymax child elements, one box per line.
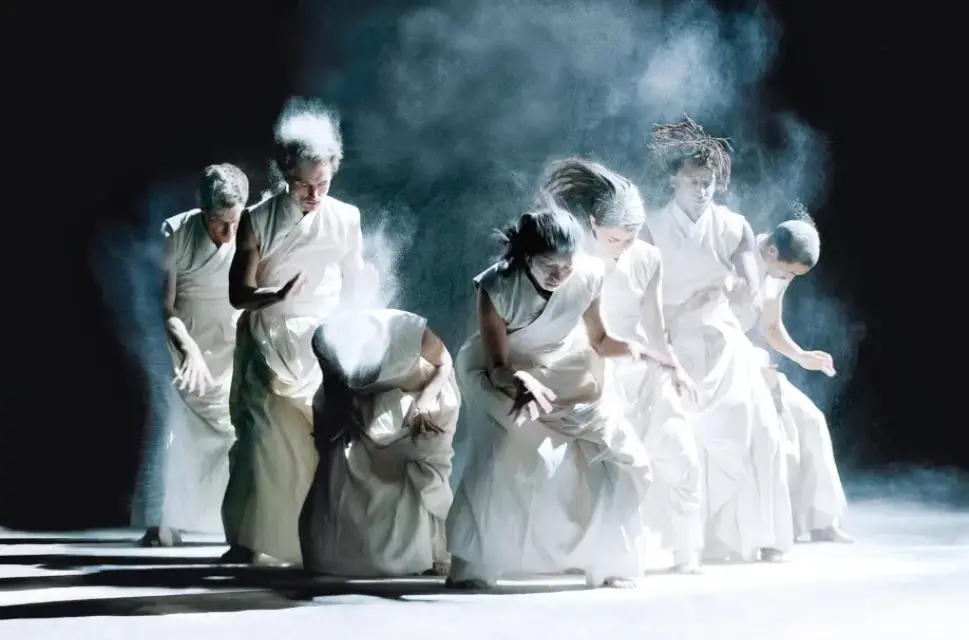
<box><xmin>228</xmin><ymin>212</ymin><xmax>298</xmax><ymax>310</ymax></box>
<box><xmin>417</xmin><ymin>326</ymin><xmax>454</xmax><ymax>401</ymax></box>
<box><xmin>584</xmin><ymin>296</ymin><xmax>674</xmax><ymax>366</ymax></box>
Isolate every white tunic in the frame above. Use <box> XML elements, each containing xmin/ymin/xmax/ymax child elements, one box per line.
<box><xmin>222</xmin><ymin>192</ymin><xmax>363</xmax><ymax>564</ymax></box>
<box><xmin>447</xmin><ymin>256</ymin><xmax>652</xmax><ymax>585</ymax></box>
<box><xmin>159</xmin><ymin>209</ymin><xmax>239</xmax><ymax>534</ymax></box>
<box><xmin>645</xmin><ymin>201</ymin><xmax>792</xmax><ymax>560</ymax></box>
<box><xmin>300</xmin><ymin>309</ymin><xmax>460</xmax><ymax>577</ymax></box>
<box><xmin>599</xmin><ymin>240</ymin><xmax>703</xmax><ymax>565</ymax></box>
<box><xmin>742</xmin><ymin>238</ymin><xmax>849</xmax><ymax>536</ymax></box>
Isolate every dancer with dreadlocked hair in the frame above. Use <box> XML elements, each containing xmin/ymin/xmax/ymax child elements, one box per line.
<box><xmin>543</xmin><ymin>157</ymin><xmax>705</xmax><ymax>573</ymax></box>
<box><xmin>642</xmin><ymin>117</ymin><xmax>793</xmax><ymax>563</ymax></box>
<box><xmin>446</xmin><ymin>201</ymin><xmax>665</xmax><ymax>590</ymax></box>
<box><xmin>221</xmin><ymin>102</ymin><xmax>371</xmax><ymax>566</ymax></box>
<box><xmin>730</xmin><ymin>203</ymin><xmax>851</xmax><ymax>544</ymax></box>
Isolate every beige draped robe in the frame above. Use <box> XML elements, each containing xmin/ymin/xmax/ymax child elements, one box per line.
<box><xmin>300</xmin><ymin>309</ymin><xmax>460</xmax><ymax>576</ymax></box>
<box><xmin>159</xmin><ymin>209</ymin><xmax>239</xmax><ymax>534</ymax></box>
<box><xmin>447</xmin><ymin>256</ymin><xmax>652</xmax><ymax>586</ymax></box>
<box><xmin>222</xmin><ymin>192</ymin><xmax>364</xmax><ymax>564</ymax></box>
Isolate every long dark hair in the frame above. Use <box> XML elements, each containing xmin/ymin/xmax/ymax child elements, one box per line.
<box><xmin>494</xmin><ymin>200</ymin><xmax>582</xmax><ymax>268</ymax></box>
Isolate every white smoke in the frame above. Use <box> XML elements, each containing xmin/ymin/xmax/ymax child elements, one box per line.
<box><xmin>274</xmin><ymin>97</ymin><xmax>343</xmax><ymax>163</ymax></box>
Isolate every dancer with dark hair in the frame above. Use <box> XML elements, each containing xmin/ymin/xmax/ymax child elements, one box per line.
<box><xmin>643</xmin><ymin>117</ymin><xmax>793</xmax><ymax>563</ymax></box>
<box><xmin>446</xmin><ymin>202</ymin><xmax>668</xmax><ymax>590</ymax></box>
<box><xmin>299</xmin><ymin>309</ymin><xmax>460</xmax><ymax>577</ymax></box>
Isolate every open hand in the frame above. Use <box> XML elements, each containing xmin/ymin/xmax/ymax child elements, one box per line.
<box><xmin>509</xmin><ymin>371</ymin><xmax>557</xmax><ymax>426</ymax></box>
<box><xmin>797</xmin><ymin>350</ymin><xmax>836</xmax><ymax>377</ymax></box>
<box><xmin>173</xmin><ymin>345</ymin><xmax>214</xmax><ymax>395</ymax></box>
<box><xmin>405</xmin><ymin>393</ymin><xmax>445</xmax><ymax>440</ymax></box>
<box><xmin>672</xmin><ymin>367</ymin><xmax>699</xmax><ymax>407</ymax></box>
<box><xmin>628</xmin><ymin>342</ymin><xmax>676</xmax><ymax>369</ymax></box>
<box><xmin>278</xmin><ymin>272</ymin><xmax>308</xmax><ymax>301</ymax></box>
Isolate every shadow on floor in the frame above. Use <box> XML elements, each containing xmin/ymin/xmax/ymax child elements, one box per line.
<box><xmin>0</xmin><ymin>542</ymin><xmax>592</xmax><ymax>619</ymax></box>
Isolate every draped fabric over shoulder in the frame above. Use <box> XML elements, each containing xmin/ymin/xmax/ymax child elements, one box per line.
<box><xmin>222</xmin><ymin>192</ymin><xmax>363</xmax><ymax>564</ymax></box>
<box><xmin>300</xmin><ymin>309</ymin><xmax>459</xmax><ymax>577</ymax></box>
<box><xmin>645</xmin><ymin>202</ymin><xmax>792</xmax><ymax>560</ymax></box>
<box><xmin>447</xmin><ymin>255</ymin><xmax>652</xmax><ymax>586</ymax></box>
<box><xmin>599</xmin><ymin>239</ymin><xmax>703</xmax><ymax>566</ymax></box>
<box><xmin>158</xmin><ymin>209</ymin><xmax>239</xmax><ymax>534</ymax></box>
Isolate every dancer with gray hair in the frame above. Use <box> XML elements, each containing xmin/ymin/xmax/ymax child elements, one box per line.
<box><xmin>642</xmin><ymin>117</ymin><xmax>793</xmax><ymax>563</ymax></box>
<box><xmin>140</xmin><ymin>163</ymin><xmax>249</xmax><ymax>547</ymax></box>
<box><xmin>446</xmin><ymin>203</ymin><xmax>667</xmax><ymax>590</ymax></box>
<box><xmin>733</xmin><ymin>206</ymin><xmax>851</xmax><ymax>544</ymax></box>
<box><xmin>544</xmin><ymin>157</ymin><xmax>704</xmax><ymax>573</ymax></box>
<box><xmin>221</xmin><ymin>101</ymin><xmax>369</xmax><ymax>565</ymax></box>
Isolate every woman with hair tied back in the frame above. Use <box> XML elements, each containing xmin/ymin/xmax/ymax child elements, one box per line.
<box><xmin>446</xmin><ymin>201</ymin><xmax>672</xmax><ymax>590</ymax></box>
<box><xmin>543</xmin><ymin>157</ymin><xmax>705</xmax><ymax>574</ymax></box>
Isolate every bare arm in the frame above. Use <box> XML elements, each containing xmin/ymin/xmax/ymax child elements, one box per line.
<box><xmin>228</xmin><ymin>212</ymin><xmax>288</xmax><ymax>310</ymax></box>
<box><xmin>417</xmin><ymin>326</ymin><xmax>454</xmax><ymax>400</ymax></box>
<box><xmin>162</xmin><ymin>235</ymin><xmax>197</xmax><ymax>357</ymax></box>
<box><xmin>639</xmin><ymin>259</ymin><xmax>683</xmax><ymax>366</ymax></box>
<box><xmin>477</xmin><ymin>288</ymin><xmax>518</xmax><ymax>390</ymax></box>
<box><xmin>582</xmin><ymin>296</ymin><xmax>637</xmax><ymax>358</ymax></box>
<box><xmin>758</xmin><ymin>284</ymin><xmax>805</xmax><ymax>362</ymax></box>
<box><xmin>730</xmin><ymin>220</ymin><xmax>761</xmax><ymax>290</ymax></box>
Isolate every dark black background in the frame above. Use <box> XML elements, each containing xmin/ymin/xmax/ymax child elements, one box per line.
<box><xmin>0</xmin><ymin>0</ymin><xmax>958</xmax><ymax>530</ymax></box>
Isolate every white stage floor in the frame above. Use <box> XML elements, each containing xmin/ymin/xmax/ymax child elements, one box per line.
<box><xmin>0</xmin><ymin>499</ymin><xmax>965</xmax><ymax>639</ymax></box>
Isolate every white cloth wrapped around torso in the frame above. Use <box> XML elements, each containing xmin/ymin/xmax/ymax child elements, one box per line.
<box><xmin>447</xmin><ymin>255</ymin><xmax>652</xmax><ymax>585</ymax></box>
<box><xmin>300</xmin><ymin>309</ymin><xmax>460</xmax><ymax>577</ymax></box>
<box><xmin>645</xmin><ymin>202</ymin><xmax>792</xmax><ymax>560</ymax></box>
<box><xmin>159</xmin><ymin>209</ymin><xmax>239</xmax><ymax>534</ymax></box>
<box><xmin>223</xmin><ymin>192</ymin><xmax>363</xmax><ymax>564</ymax></box>
<box><xmin>598</xmin><ymin>240</ymin><xmax>703</xmax><ymax>565</ymax></box>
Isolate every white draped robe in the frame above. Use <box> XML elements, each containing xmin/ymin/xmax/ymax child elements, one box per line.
<box><xmin>733</xmin><ymin>238</ymin><xmax>849</xmax><ymax>537</ymax></box>
<box><xmin>159</xmin><ymin>209</ymin><xmax>239</xmax><ymax>534</ymax></box>
<box><xmin>222</xmin><ymin>192</ymin><xmax>364</xmax><ymax>564</ymax></box>
<box><xmin>645</xmin><ymin>202</ymin><xmax>792</xmax><ymax>560</ymax></box>
<box><xmin>300</xmin><ymin>309</ymin><xmax>460</xmax><ymax>577</ymax></box>
<box><xmin>598</xmin><ymin>240</ymin><xmax>703</xmax><ymax>565</ymax></box>
<box><xmin>447</xmin><ymin>257</ymin><xmax>653</xmax><ymax>586</ymax></box>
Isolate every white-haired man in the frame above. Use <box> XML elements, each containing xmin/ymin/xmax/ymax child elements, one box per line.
<box><xmin>221</xmin><ymin>104</ymin><xmax>370</xmax><ymax>565</ymax></box>
<box><xmin>733</xmin><ymin>215</ymin><xmax>852</xmax><ymax>544</ymax></box>
<box><xmin>141</xmin><ymin>163</ymin><xmax>249</xmax><ymax>547</ymax></box>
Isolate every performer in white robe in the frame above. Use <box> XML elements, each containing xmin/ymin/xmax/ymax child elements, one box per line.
<box><xmin>731</xmin><ymin>212</ymin><xmax>851</xmax><ymax>543</ymax></box>
<box><xmin>300</xmin><ymin>309</ymin><xmax>460</xmax><ymax>576</ymax></box>
<box><xmin>542</xmin><ymin>158</ymin><xmax>704</xmax><ymax>573</ymax></box>
<box><xmin>140</xmin><ymin>164</ymin><xmax>248</xmax><ymax>547</ymax></box>
<box><xmin>642</xmin><ymin>117</ymin><xmax>793</xmax><ymax>562</ymax></box>
<box><xmin>447</xmin><ymin>205</ymin><xmax>668</xmax><ymax>590</ymax></box>
<box><xmin>222</xmin><ymin>107</ymin><xmax>367</xmax><ymax>565</ymax></box>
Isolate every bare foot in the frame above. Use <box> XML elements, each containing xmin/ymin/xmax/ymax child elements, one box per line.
<box><xmin>759</xmin><ymin>548</ymin><xmax>786</xmax><ymax>562</ymax></box>
<box><xmin>445</xmin><ymin>577</ymin><xmax>491</xmax><ymax>590</ymax></box>
<box><xmin>138</xmin><ymin>527</ymin><xmax>183</xmax><ymax>548</ymax></box>
<box><xmin>602</xmin><ymin>576</ymin><xmax>638</xmax><ymax>588</ymax></box>
<box><xmin>220</xmin><ymin>545</ymin><xmax>255</xmax><ymax>564</ymax></box>
<box><xmin>427</xmin><ymin>561</ymin><xmax>450</xmax><ymax>576</ymax></box>
<box><xmin>810</xmin><ymin>525</ymin><xmax>854</xmax><ymax>543</ymax></box>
